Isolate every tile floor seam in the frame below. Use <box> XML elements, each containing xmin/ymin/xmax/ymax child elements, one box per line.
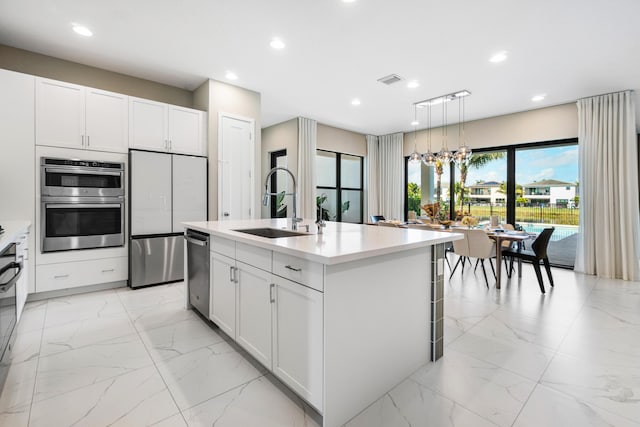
<box><xmin>115</xmin><ymin>288</ymin><xmax>189</xmax><ymax>427</ymax></box>
<box><xmin>27</xmin><ymin>299</ymin><xmax>48</xmax><ymax>427</ymax></box>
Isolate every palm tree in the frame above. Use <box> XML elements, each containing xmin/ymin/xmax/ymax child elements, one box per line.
<box><xmin>457</xmin><ymin>153</ymin><xmax>505</xmax><ymax>210</ymax></box>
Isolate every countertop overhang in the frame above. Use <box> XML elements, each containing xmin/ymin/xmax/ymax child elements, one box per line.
<box><xmin>182</xmin><ymin>219</ymin><xmax>462</xmax><ymax>265</ymax></box>
<box><xmin>0</xmin><ymin>220</ymin><xmax>31</xmax><ymax>252</ymax></box>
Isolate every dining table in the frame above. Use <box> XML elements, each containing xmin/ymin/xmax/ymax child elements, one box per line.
<box><xmin>401</xmin><ymin>222</ymin><xmax>534</xmax><ymax>289</ymax></box>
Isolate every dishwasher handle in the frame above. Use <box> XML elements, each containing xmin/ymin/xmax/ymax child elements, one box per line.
<box><xmin>185</xmin><ymin>236</ymin><xmax>208</xmax><ymax>247</ymax></box>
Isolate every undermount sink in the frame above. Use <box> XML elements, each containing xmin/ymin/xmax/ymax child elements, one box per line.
<box><xmin>233</xmin><ymin>227</ymin><xmax>307</xmax><ymax>239</ymax></box>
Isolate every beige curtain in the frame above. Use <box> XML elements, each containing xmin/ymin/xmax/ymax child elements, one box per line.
<box><xmin>575</xmin><ymin>90</ymin><xmax>640</xmax><ymax>280</ymax></box>
<box><xmin>297</xmin><ymin>117</ymin><xmax>317</xmax><ymax>220</ymax></box>
<box><xmin>365</xmin><ymin>135</ymin><xmax>379</xmax><ymax>221</ymax></box>
<box><xmin>378</xmin><ymin>133</ymin><xmax>404</xmax><ymax>221</ymax></box>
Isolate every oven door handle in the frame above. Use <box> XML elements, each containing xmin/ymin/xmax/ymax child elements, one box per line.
<box><xmin>45</xmin><ymin>203</ymin><xmax>122</xmax><ymax>209</ymax></box>
<box><xmin>44</xmin><ymin>167</ymin><xmax>122</xmax><ymax>177</ymax></box>
<box><xmin>0</xmin><ymin>261</ymin><xmax>22</xmax><ymax>292</ymax></box>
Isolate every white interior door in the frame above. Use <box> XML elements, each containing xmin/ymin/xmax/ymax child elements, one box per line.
<box><xmin>130</xmin><ymin>151</ymin><xmax>172</xmax><ymax>235</ymax></box>
<box><xmin>172</xmin><ymin>154</ymin><xmax>207</xmax><ymax>232</ymax></box>
<box><xmin>219</xmin><ymin>115</ymin><xmax>253</xmax><ymax>220</ymax></box>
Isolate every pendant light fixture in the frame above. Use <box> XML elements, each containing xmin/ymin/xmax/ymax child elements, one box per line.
<box><xmin>437</xmin><ymin>100</ymin><xmax>453</xmax><ymax>164</ymax></box>
<box><xmin>453</xmin><ymin>93</ymin><xmax>472</xmax><ymax>165</ymax></box>
<box><xmin>413</xmin><ymin>89</ymin><xmax>471</xmax><ymax>166</ymax></box>
<box><xmin>408</xmin><ymin>105</ymin><xmax>422</xmax><ymax>163</ymax></box>
<box><xmin>422</xmin><ymin>101</ymin><xmax>436</xmax><ymax>166</ymax></box>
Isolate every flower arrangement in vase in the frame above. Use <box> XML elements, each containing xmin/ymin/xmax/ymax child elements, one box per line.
<box><xmin>461</xmin><ymin>216</ymin><xmax>478</xmax><ymax>228</ymax></box>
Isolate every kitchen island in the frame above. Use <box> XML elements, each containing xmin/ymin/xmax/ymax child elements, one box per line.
<box><xmin>182</xmin><ymin>219</ymin><xmax>461</xmax><ymax>427</ymax></box>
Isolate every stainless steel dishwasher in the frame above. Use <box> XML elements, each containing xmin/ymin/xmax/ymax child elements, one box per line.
<box><xmin>185</xmin><ymin>229</ymin><xmax>210</xmax><ymax>317</ymax></box>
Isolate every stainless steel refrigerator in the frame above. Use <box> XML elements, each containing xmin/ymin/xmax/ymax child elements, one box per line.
<box><xmin>129</xmin><ymin>150</ymin><xmax>207</xmax><ymax>288</ymax></box>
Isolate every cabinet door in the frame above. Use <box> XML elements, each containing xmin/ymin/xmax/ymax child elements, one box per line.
<box><xmin>168</xmin><ymin>106</ymin><xmax>204</xmax><ymax>155</ymax></box>
<box><xmin>15</xmin><ymin>233</ymin><xmax>29</xmax><ymax>322</ymax></box>
<box><xmin>129</xmin><ymin>97</ymin><xmax>168</xmax><ymax>151</ymax></box>
<box><xmin>273</xmin><ymin>277</ymin><xmax>323</xmax><ymax>410</ymax></box>
<box><xmin>36</xmin><ymin>78</ymin><xmax>85</xmax><ymax>148</ymax></box>
<box><xmin>172</xmin><ymin>155</ymin><xmax>207</xmax><ymax>232</ymax></box>
<box><xmin>85</xmin><ymin>88</ymin><xmax>128</xmax><ymax>153</ymax></box>
<box><xmin>130</xmin><ymin>151</ymin><xmax>172</xmax><ymax>235</ymax></box>
<box><xmin>236</xmin><ymin>261</ymin><xmax>272</xmax><ymax>369</ymax></box>
<box><xmin>210</xmin><ymin>252</ymin><xmax>237</xmax><ymax>338</ymax></box>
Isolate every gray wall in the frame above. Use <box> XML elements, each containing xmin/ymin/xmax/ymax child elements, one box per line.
<box><xmin>0</xmin><ymin>44</ymin><xmax>194</xmax><ymax>107</ymax></box>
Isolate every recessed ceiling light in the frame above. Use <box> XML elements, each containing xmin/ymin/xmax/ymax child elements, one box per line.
<box><xmin>531</xmin><ymin>94</ymin><xmax>546</xmax><ymax>102</ymax></box>
<box><xmin>411</xmin><ymin>120</ymin><xmax>419</xmax><ymax>126</ymax></box>
<box><xmin>351</xmin><ymin>98</ymin><xmax>361</xmax><ymax>106</ymax></box>
<box><xmin>270</xmin><ymin>38</ymin><xmax>285</xmax><ymax>49</ymax></box>
<box><xmin>225</xmin><ymin>71</ymin><xmax>238</xmax><ymax>81</ymax></box>
<box><xmin>407</xmin><ymin>81</ymin><xmax>420</xmax><ymax>89</ymax></box>
<box><xmin>72</xmin><ymin>24</ymin><xmax>93</xmax><ymax>37</ymax></box>
<box><xmin>489</xmin><ymin>51</ymin><xmax>508</xmax><ymax>63</ymax></box>
<box><xmin>342</xmin><ymin>0</ymin><xmax>357</xmax><ymax>3</ymax></box>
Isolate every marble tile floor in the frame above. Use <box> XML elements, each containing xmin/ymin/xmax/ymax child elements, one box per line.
<box><xmin>0</xmin><ymin>263</ymin><xmax>639</xmax><ymax>426</ymax></box>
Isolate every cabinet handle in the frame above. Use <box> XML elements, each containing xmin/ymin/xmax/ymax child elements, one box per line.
<box><xmin>229</xmin><ymin>266</ymin><xmax>234</xmax><ymax>282</ymax></box>
<box><xmin>169</xmin><ymin>140</ymin><xmax>172</xmax><ymax>150</ymax></box>
<box><xmin>270</xmin><ymin>283</ymin><xmax>275</xmax><ymax>303</ymax></box>
<box><xmin>81</xmin><ymin>135</ymin><xmax>85</xmax><ymax>146</ymax></box>
<box><xmin>285</xmin><ymin>265</ymin><xmax>302</xmax><ymax>272</ymax></box>
<box><xmin>54</xmin><ymin>274</ymin><xmax>69</xmax><ymax>279</ymax></box>
<box><xmin>101</xmin><ymin>269</ymin><xmax>115</xmax><ymax>273</ymax></box>
<box><xmin>234</xmin><ymin>267</ymin><xmax>239</xmax><ymax>283</ymax></box>
<box><xmin>165</xmin><ymin>140</ymin><xmax>168</xmax><ymax>150</ymax></box>
<box><xmin>87</xmin><ymin>135</ymin><xmax>90</xmax><ymax>147</ymax></box>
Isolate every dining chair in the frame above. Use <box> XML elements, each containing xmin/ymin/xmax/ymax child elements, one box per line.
<box><xmin>370</xmin><ymin>215</ymin><xmax>385</xmax><ymax>224</ymax></box>
<box><xmin>502</xmin><ymin>227</ymin><xmax>555</xmax><ymax>293</ymax></box>
<box><xmin>466</xmin><ymin>229</ymin><xmax>497</xmax><ymax>288</ymax></box>
<box><xmin>449</xmin><ymin>229</ymin><xmax>471</xmax><ymax>279</ymax></box>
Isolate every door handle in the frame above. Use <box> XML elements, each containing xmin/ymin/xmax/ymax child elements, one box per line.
<box><xmin>185</xmin><ymin>236</ymin><xmax>207</xmax><ymax>247</ymax></box>
<box><xmin>223</xmin><ymin>212</ymin><xmax>230</xmax><ymax>217</ymax></box>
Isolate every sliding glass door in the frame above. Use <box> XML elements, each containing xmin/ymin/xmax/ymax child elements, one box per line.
<box><xmin>515</xmin><ymin>144</ymin><xmax>578</xmax><ymax>268</ymax></box>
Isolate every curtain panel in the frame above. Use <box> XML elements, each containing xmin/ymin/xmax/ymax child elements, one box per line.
<box><xmin>377</xmin><ymin>133</ymin><xmax>404</xmax><ymax>221</ymax></box>
<box><xmin>575</xmin><ymin>90</ymin><xmax>640</xmax><ymax>280</ymax></box>
<box><xmin>365</xmin><ymin>135</ymin><xmax>379</xmax><ymax>221</ymax></box>
<box><xmin>297</xmin><ymin>117</ymin><xmax>317</xmax><ymax>220</ymax></box>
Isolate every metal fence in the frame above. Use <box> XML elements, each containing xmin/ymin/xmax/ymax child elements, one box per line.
<box><xmin>466</xmin><ymin>203</ymin><xmax>579</xmax><ymax>226</ymax></box>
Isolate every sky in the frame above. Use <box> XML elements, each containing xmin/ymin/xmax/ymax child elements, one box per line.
<box><xmin>408</xmin><ymin>145</ymin><xmax>578</xmax><ymax>186</ymax></box>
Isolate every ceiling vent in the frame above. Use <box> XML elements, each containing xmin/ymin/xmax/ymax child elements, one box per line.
<box><xmin>377</xmin><ymin>74</ymin><xmax>403</xmax><ymax>85</ymax></box>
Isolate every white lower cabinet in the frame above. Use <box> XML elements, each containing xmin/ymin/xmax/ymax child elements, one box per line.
<box><xmin>207</xmin><ymin>238</ymin><xmax>324</xmax><ymax>411</ymax></box>
<box><xmin>36</xmin><ymin>256</ymin><xmax>127</xmax><ymax>292</ymax></box>
<box><xmin>15</xmin><ymin>232</ymin><xmax>30</xmax><ymax>321</ymax></box>
<box><xmin>236</xmin><ymin>261</ymin><xmax>273</xmax><ymax>369</ymax></box>
<box><xmin>272</xmin><ymin>276</ymin><xmax>324</xmax><ymax>410</ymax></box>
<box><xmin>210</xmin><ymin>252</ymin><xmax>237</xmax><ymax>338</ymax></box>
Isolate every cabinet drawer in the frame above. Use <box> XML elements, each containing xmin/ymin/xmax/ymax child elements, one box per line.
<box><xmin>211</xmin><ymin>236</ymin><xmax>235</xmax><ymax>258</ymax></box>
<box><xmin>236</xmin><ymin>242</ymin><xmax>271</xmax><ymax>272</ymax></box>
<box><xmin>273</xmin><ymin>252</ymin><xmax>323</xmax><ymax>292</ymax></box>
<box><xmin>36</xmin><ymin>257</ymin><xmax>128</xmax><ymax>292</ymax></box>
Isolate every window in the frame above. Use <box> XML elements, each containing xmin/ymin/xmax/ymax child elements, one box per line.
<box><xmin>316</xmin><ymin>150</ymin><xmax>363</xmax><ymax>223</ymax></box>
<box><xmin>269</xmin><ymin>150</ymin><xmax>289</xmax><ymax>218</ymax></box>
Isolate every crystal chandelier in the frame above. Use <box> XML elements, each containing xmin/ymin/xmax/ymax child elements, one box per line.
<box><xmin>408</xmin><ymin>105</ymin><xmax>422</xmax><ymax>163</ymax></box>
<box><xmin>413</xmin><ymin>90</ymin><xmax>472</xmax><ymax>165</ymax></box>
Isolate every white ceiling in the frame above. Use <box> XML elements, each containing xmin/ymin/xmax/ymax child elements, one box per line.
<box><xmin>2</xmin><ymin>0</ymin><xmax>640</xmax><ymax>135</ymax></box>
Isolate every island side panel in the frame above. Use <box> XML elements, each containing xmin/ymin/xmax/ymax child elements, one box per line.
<box><xmin>323</xmin><ymin>246</ymin><xmax>431</xmax><ymax>427</ymax></box>
<box><xmin>431</xmin><ymin>242</ymin><xmax>446</xmax><ymax>361</ymax></box>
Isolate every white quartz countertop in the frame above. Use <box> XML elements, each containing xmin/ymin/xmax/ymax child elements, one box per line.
<box><xmin>182</xmin><ymin>219</ymin><xmax>462</xmax><ymax>265</ymax></box>
<box><xmin>0</xmin><ymin>220</ymin><xmax>31</xmax><ymax>252</ymax></box>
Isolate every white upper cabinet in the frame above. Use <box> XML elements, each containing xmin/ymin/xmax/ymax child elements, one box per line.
<box><xmin>130</xmin><ymin>97</ymin><xmax>206</xmax><ymax>156</ymax></box>
<box><xmin>85</xmin><ymin>88</ymin><xmax>128</xmax><ymax>152</ymax></box>
<box><xmin>36</xmin><ymin>78</ymin><xmax>128</xmax><ymax>153</ymax></box>
<box><xmin>36</xmin><ymin>79</ymin><xmax>84</xmax><ymax>149</ymax></box>
<box><xmin>129</xmin><ymin>97</ymin><xmax>167</xmax><ymax>152</ymax></box>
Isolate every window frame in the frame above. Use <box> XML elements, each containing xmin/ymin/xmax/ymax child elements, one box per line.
<box><xmin>316</xmin><ymin>149</ymin><xmax>364</xmax><ymax>223</ymax></box>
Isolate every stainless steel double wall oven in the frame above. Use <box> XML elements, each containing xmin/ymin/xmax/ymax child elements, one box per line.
<box><xmin>40</xmin><ymin>157</ymin><xmax>125</xmax><ymax>252</ymax></box>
